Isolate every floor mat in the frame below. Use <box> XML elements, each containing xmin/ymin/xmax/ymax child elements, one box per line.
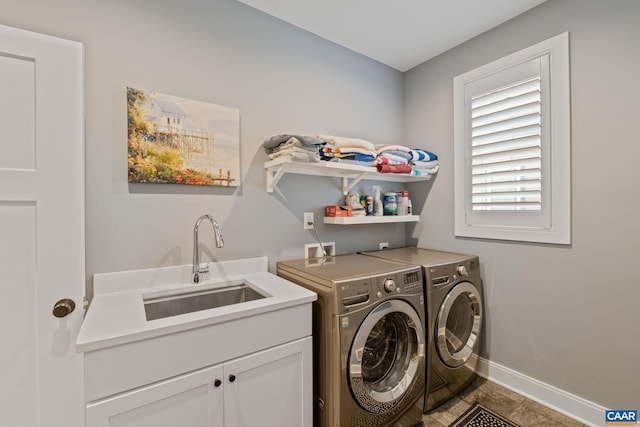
<box><xmin>449</xmin><ymin>402</ymin><xmax>521</xmax><ymax>427</ymax></box>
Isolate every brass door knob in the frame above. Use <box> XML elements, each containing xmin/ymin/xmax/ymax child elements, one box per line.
<box><xmin>52</xmin><ymin>298</ymin><xmax>76</xmax><ymax>318</ymax></box>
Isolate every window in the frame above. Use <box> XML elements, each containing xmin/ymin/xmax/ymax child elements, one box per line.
<box><xmin>454</xmin><ymin>32</ymin><xmax>570</xmax><ymax>244</ymax></box>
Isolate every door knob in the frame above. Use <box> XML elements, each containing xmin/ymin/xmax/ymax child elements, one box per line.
<box><xmin>52</xmin><ymin>298</ymin><xmax>76</xmax><ymax>318</ymax></box>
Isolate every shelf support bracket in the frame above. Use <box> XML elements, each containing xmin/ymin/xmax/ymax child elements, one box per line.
<box><xmin>342</xmin><ymin>172</ymin><xmax>367</xmax><ymax>195</ymax></box>
<box><xmin>266</xmin><ymin>165</ymin><xmax>286</xmax><ymax>193</ymax></box>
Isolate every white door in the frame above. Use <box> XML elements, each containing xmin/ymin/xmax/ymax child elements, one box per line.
<box><xmin>0</xmin><ymin>25</ymin><xmax>85</xmax><ymax>427</ymax></box>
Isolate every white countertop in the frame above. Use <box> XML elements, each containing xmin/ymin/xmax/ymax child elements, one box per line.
<box><xmin>76</xmin><ymin>257</ymin><xmax>317</xmax><ymax>353</ymax></box>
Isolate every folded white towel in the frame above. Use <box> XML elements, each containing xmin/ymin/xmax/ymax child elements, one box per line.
<box><xmin>410</xmin><ymin>160</ymin><xmax>439</xmax><ymax>170</ymax></box>
<box><xmin>375</xmin><ymin>144</ymin><xmax>411</xmax><ymax>154</ymax></box>
<box><xmin>318</xmin><ymin>134</ymin><xmax>376</xmax><ymax>151</ymax></box>
<box><xmin>268</xmin><ymin>147</ymin><xmax>319</xmax><ymax>161</ymax></box>
<box><xmin>410</xmin><ymin>165</ymin><xmax>439</xmax><ymax>176</ymax></box>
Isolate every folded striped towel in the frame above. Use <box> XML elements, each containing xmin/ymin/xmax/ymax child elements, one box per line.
<box><xmin>409</xmin><ymin>149</ymin><xmax>438</xmax><ymax>161</ymax></box>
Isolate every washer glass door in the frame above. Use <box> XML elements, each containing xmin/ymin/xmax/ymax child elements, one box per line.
<box><xmin>436</xmin><ymin>281</ymin><xmax>482</xmax><ymax>368</ymax></box>
<box><xmin>348</xmin><ymin>299</ymin><xmax>424</xmax><ymax>413</ymax></box>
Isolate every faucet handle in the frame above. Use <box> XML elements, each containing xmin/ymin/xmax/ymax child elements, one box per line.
<box><xmin>193</xmin><ymin>264</ymin><xmax>209</xmax><ymax>284</ymax></box>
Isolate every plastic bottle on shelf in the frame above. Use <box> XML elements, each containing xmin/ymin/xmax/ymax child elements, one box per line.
<box><xmin>372</xmin><ymin>186</ymin><xmax>383</xmax><ymax>216</ymax></box>
<box><xmin>399</xmin><ymin>190</ymin><xmax>409</xmax><ymax>216</ymax></box>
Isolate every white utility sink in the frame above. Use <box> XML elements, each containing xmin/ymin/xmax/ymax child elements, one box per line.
<box><xmin>75</xmin><ymin>257</ymin><xmax>316</xmax><ymax>353</ymax></box>
<box><xmin>76</xmin><ymin>256</ymin><xmax>317</xmax><ymax>409</ymax></box>
<box><xmin>143</xmin><ymin>280</ymin><xmax>269</xmax><ymax>321</ymax></box>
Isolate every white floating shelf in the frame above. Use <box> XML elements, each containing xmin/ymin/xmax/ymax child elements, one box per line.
<box><xmin>265</xmin><ymin>158</ymin><xmax>432</xmax><ymax>194</ymax></box>
<box><xmin>323</xmin><ymin>215</ymin><xmax>420</xmax><ymax>225</ymax></box>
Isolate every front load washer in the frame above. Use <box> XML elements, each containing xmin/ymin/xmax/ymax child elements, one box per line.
<box><xmin>362</xmin><ymin>247</ymin><xmax>483</xmax><ymax>412</ymax></box>
<box><xmin>277</xmin><ymin>254</ymin><xmax>426</xmax><ymax>427</ymax></box>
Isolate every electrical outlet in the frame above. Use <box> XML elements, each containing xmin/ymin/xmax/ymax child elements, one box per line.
<box><xmin>379</xmin><ymin>242</ymin><xmax>389</xmax><ymax>250</ymax></box>
<box><xmin>303</xmin><ymin>212</ymin><xmax>314</xmax><ymax>229</ymax></box>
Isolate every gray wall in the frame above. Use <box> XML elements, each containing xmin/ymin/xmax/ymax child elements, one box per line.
<box><xmin>1</xmin><ymin>0</ymin><xmax>409</xmax><ymax>298</ymax></box>
<box><xmin>4</xmin><ymin>0</ymin><xmax>638</xmax><ymax>414</ymax></box>
<box><xmin>404</xmin><ymin>0</ymin><xmax>640</xmax><ymax>409</ymax></box>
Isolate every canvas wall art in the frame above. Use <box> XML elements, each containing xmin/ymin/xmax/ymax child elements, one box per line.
<box><xmin>127</xmin><ymin>87</ymin><xmax>240</xmax><ymax>186</ymax></box>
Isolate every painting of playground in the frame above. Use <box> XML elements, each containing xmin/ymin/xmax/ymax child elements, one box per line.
<box><xmin>127</xmin><ymin>87</ymin><xmax>240</xmax><ymax>186</ymax></box>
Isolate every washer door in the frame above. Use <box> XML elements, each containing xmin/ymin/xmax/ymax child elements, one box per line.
<box><xmin>436</xmin><ymin>281</ymin><xmax>482</xmax><ymax>368</ymax></box>
<box><xmin>348</xmin><ymin>299</ymin><xmax>425</xmax><ymax>413</ymax></box>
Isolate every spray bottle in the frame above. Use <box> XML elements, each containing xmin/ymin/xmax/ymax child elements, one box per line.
<box><xmin>372</xmin><ymin>185</ymin><xmax>383</xmax><ymax>216</ymax></box>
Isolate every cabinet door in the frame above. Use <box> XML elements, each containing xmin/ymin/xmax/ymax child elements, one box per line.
<box><xmin>86</xmin><ymin>364</ymin><xmax>224</xmax><ymax>427</ymax></box>
<box><xmin>224</xmin><ymin>337</ymin><xmax>312</xmax><ymax>427</ymax></box>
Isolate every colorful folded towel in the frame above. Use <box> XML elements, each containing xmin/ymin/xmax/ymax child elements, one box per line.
<box><xmin>377</xmin><ymin>164</ymin><xmax>413</xmax><ymax>174</ymax></box>
<box><xmin>334</xmin><ymin>146</ymin><xmax>378</xmax><ymax>158</ymax></box>
<box><xmin>377</xmin><ymin>153</ymin><xmax>410</xmax><ymax>165</ymax></box>
<box><xmin>377</xmin><ymin>156</ymin><xmax>409</xmax><ymax>166</ymax></box>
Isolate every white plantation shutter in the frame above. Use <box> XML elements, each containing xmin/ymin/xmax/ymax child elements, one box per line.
<box><xmin>471</xmin><ymin>77</ymin><xmax>542</xmax><ymax>211</ymax></box>
<box><xmin>454</xmin><ymin>32</ymin><xmax>571</xmax><ymax>244</ymax></box>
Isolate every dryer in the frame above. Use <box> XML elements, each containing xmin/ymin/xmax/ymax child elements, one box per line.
<box><xmin>277</xmin><ymin>254</ymin><xmax>426</xmax><ymax>427</ymax></box>
<box><xmin>362</xmin><ymin>247</ymin><xmax>483</xmax><ymax>412</ymax></box>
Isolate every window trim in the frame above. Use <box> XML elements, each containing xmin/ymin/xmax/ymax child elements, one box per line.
<box><xmin>454</xmin><ymin>32</ymin><xmax>571</xmax><ymax>245</ymax></box>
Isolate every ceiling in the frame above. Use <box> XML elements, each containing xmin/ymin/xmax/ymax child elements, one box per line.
<box><xmin>236</xmin><ymin>0</ymin><xmax>547</xmax><ymax>71</ymax></box>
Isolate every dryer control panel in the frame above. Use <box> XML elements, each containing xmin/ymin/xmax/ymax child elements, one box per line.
<box><xmin>371</xmin><ymin>267</ymin><xmax>423</xmax><ymax>298</ymax></box>
<box><xmin>338</xmin><ymin>267</ymin><xmax>422</xmax><ymax>311</ymax></box>
<box><xmin>427</xmin><ymin>256</ymin><xmax>480</xmax><ymax>288</ymax></box>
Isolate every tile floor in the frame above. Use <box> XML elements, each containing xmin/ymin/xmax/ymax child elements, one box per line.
<box><xmin>421</xmin><ymin>377</ymin><xmax>588</xmax><ymax>427</ymax></box>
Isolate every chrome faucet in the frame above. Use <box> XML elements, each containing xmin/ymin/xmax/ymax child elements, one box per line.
<box><xmin>192</xmin><ymin>214</ymin><xmax>224</xmax><ymax>284</ymax></box>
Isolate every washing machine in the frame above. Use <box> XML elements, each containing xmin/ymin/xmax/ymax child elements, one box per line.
<box><xmin>277</xmin><ymin>254</ymin><xmax>426</xmax><ymax>427</ymax></box>
<box><xmin>362</xmin><ymin>247</ymin><xmax>483</xmax><ymax>412</ymax></box>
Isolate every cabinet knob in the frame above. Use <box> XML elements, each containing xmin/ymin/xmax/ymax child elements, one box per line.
<box><xmin>228</xmin><ymin>374</ymin><xmax>236</xmax><ymax>383</ymax></box>
<box><xmin>214</xmin><ymin>379</ymin><xmax>222</xmax><ymax>387</ymax></box>
<box><xmin>52</xmin><ymin>298</ymin><xmax>76</xmax><ymax>318</ymax></box>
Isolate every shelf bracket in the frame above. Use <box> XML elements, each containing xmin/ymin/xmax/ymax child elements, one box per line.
<box><xmin>342</xmin><ymin>172</ymin><xmax>367</xmax><ymax>195</ymax></box>
<box><xmin>266</xmin><ymin>165</ymin><xmax>286</xmax><ymax>193</ymax></box>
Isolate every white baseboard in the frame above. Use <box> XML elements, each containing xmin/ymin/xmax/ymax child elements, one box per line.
<box><xmin>476</xmin><ymin>356</ymin><xmax>605</xmax><ymax>427</ymax></box>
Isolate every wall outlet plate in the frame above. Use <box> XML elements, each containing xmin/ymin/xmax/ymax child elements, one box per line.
<box><xmin>303</xmin><ymin>212</ymin><xmax>314</xmax><ymax>229</ymax></box>
<box><xmin>379</xmin><ymin>242</ymin><xmax>389</xmax><ymax>250</ymax></box>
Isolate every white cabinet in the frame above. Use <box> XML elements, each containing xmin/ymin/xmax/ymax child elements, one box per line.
<box><xmin>86</xmin><ymin>364</ymin><xmax>224</xmax><ymax>427</ymax></box>
<box><xmin>86</xmin><ymin>337</ymin><xmax>312</xmax><ymax>427</ymax></box>
<box><xmin>224</xmin><ymin>337</ymin><xmax>311</xmax><ymax>427</ymax></box>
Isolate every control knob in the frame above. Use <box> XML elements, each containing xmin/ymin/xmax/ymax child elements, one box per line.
<box><xmin>457</xmin><ymin>265</ymin><xmax>468</xmax><ymax>277</ymax></box>
<box><xmin>383</xmin><ymin>278</ymin><xmax>396</xmax><ymax>293</ymax></box>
